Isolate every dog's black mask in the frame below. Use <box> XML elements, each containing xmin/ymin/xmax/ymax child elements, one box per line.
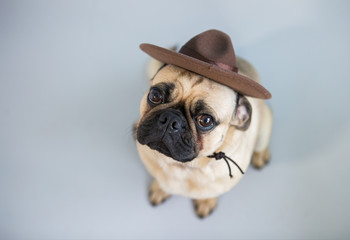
<box><xmin>137</xmin><ymin>108</ymin><xmax>197</xmax><ymax>162</ymax></box>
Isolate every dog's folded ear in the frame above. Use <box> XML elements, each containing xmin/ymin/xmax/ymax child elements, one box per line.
<box><xmin>147</xmin><ymin>58</ymin><xmax>165</xmax><ymax>80</ymax></box>
<box><xmin>230</xmin><ymin>94</ymin><xmax>252</xmax><ymax>131</ymax></box>
<box><xmin>147</xmin><ymin>46</ymin><xmax>177</xmax><ymax>80</ymax></box>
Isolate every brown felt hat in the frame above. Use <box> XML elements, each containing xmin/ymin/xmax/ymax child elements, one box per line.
<box><xmin>140</xmin><ymin>29</ymin><xmax>271</xmax><ymax>99</ymax></box>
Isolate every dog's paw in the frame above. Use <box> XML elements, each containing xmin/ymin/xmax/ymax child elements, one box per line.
<box><xmin>251</xmin><ymin>148</ymin><xmax>270</xmax><ymax>169</ymax></box>
<box><xmin>193</xmin><ymin>198</ymin><xmax>218</xmax><ymax>219</ymax></box>
<box><xmin>148</xmin><ymin>180</ymin><xmax>170</xmax><ymax>206</ymax></box>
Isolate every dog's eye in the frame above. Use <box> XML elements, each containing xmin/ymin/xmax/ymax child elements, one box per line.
<box><xmin>196</xmin><ymin>114</ymin><xmax>214</xmax><ymax>130</ymax></box>
<box><xmin>148</xmin><ymin>88</ymin><xmax>164</xmax><ymax>105</ymax></box>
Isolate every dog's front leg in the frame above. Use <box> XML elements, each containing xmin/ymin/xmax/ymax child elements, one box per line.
<box><xmin>148</xmin><ymin>180</ymin><xmax>170</xmax><ymax>206</ymax></box>
<box><xmin>193</xmin><ymin>198</ymin><xmax>218</xmax><ymax>218</ymax></box>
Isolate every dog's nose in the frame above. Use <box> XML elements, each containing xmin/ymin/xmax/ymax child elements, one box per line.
<box><xmin>158</xmin><ymin>110</ymin><xmax>185</xmax><ymax>133</ymax></box>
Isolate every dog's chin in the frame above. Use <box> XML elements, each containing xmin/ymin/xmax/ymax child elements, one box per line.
<box><xmin>146</xmin><ymin>141</ymin><xmax>197</xmax><ymax>162</ymax></box>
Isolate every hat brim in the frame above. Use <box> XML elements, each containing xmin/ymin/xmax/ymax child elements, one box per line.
<box><xmin>140</xmin><ymin>43</ymin><xmax>271</xmax><ymax>99</ymax></box>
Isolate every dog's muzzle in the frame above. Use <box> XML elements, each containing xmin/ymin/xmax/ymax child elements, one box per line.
<box><xmin>137</xmin><ymin>108</ymin><xmax>197</xmax><ymax>162</ymax></box>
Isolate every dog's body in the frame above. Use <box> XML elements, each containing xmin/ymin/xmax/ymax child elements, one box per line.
<box><xmin>135</xmin><ymin>56</ymin><xmax>272</xmax><ymax>217</ymax></box>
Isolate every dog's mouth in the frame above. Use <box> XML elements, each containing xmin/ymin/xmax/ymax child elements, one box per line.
<box><xmin>146</xmin><ymin>137</ymin><xmax>196</xmax><ymax>162</ymax></box>
<box><xmin>147</xmin><ymin>141</ymin><xmax>171</xmax><ymax>157</ymax></box>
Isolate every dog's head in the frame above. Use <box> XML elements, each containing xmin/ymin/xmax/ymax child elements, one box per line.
<box><xmin>136</xmin><ymin>65</ymin><xmax>252</xmax><ymax>162</ymax></box>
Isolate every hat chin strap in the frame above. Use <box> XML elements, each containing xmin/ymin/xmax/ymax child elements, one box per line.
<box><xmin>179</xmin><ymin>46</ymin><xmax>238</xmax><ymax>72</ymax></box>
<box><xmin>207</xmin><ymin>151</ymin><xmax>244</xmax><ymax>178</ymax></box>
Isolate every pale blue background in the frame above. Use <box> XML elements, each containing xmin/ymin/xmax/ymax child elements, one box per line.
<box><xmin>1</xmin><ymin>0</ymin><xmax>350</xmax><ymax>239</ymax></box>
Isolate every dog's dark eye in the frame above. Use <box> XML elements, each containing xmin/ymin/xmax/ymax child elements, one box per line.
<box><xmin>148</xmin><ymin>88</ymin><xmax>164</xmax><ymax>105</ymax></box>
<box><xmin>196</xmin><ymin>114</ymin><xmax>214</xmax><ymax>130</ymax></box>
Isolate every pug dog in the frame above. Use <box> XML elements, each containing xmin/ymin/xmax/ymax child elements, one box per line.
<box><xmin>134</xmin><ymin>30</ymin><xmax>273</xmax><ymax>218</ymax></box>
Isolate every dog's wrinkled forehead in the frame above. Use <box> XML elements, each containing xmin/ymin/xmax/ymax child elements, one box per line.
<box><xmin>152</xmin><ymin>65</ymin><xmax>237</xmax><ymax>120</ymax></box>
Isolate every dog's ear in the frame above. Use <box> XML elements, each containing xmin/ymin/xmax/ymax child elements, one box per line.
<box><xmin>147</xmin><ymin>46</ymin><xmax>177</xmax><ymax>80</ymax></box>
<box><xmin>230</xmin><ymin>94</ymin><xmax>252</xmax><ymax>131</ymax></box>
<box><xmin>147</xmin><ymin>58</ymin><xmax>166</xmax><ymax>80</ymax></box>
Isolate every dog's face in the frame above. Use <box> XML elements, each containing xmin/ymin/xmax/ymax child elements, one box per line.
<box><xmin>136</xmin><ymin>65</ymin><xmax>252</xmax><ymax>162</ymax></box>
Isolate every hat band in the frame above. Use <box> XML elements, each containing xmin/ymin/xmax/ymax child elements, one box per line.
<box><xmin>179</xmin><ymin>46</ymin><xmax>238</xmax><ymax>72</ymax></box>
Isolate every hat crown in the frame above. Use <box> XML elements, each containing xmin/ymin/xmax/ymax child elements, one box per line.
<box><xmin>139</xmin><ymin>29</ymin><xmax>272</xmax><ymax>99</ymax></box>
<box><xmin>179</xmin><ymin>29</ymin><xmax>237</xmax><ymax>72</ymax></box>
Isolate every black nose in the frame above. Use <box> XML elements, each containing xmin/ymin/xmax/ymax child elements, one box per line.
<box><xmin>158</xmin><ymin>110</ymin><xmax>185</xmax><ymax>133</ymax></box>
